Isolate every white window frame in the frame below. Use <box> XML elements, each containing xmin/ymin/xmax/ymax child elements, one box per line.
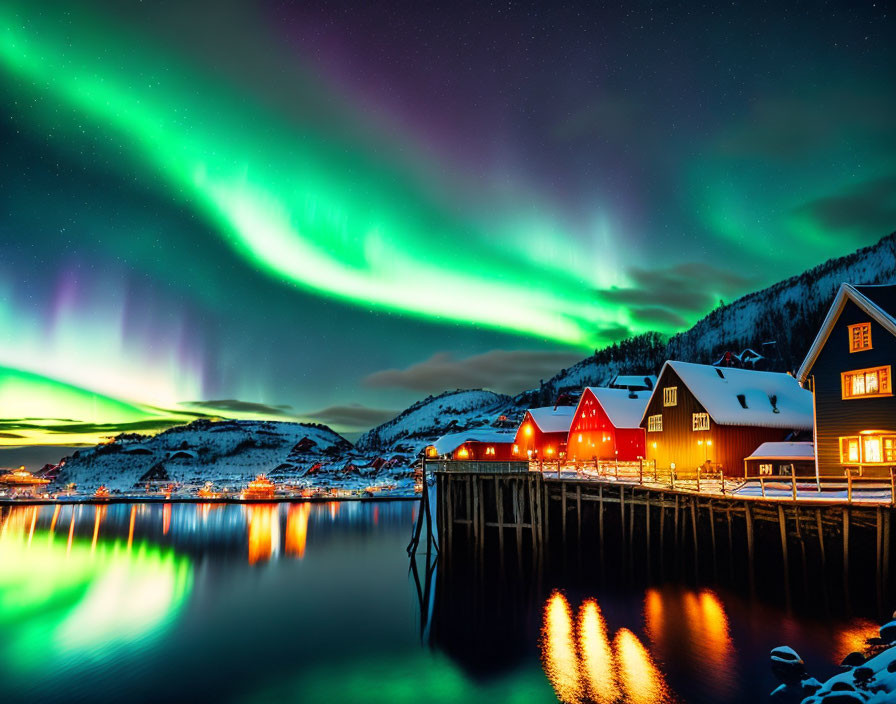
<box><xmin>647</xmin><ymin>414</ymin><xmax>663</xmax><ymax>432</ymax></box>
<box><xmin>692</xmin><ymin>412</ymin><xmax>710</xmax><ymax>431</ymax></box>
<box><xmin>663</xmin><ymin>387</ymin><xmax>677</xmax><ymax>406</ymax></box>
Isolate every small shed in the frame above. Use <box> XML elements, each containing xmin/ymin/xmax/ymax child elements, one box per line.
<box><xmin>744</xmin><ymin>441</ymin><xmax>816</xmax><ymax>477</ymax></box>
<box><xmin>426</xmin><ymin>428</ymin><xmax>517</xmax><ymax>460</ymax></box>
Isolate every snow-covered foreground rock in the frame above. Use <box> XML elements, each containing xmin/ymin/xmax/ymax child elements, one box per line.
<box><xmin>771</xmin><ymin>620</ymin><xmax>896</xmax><ymax>703</ymax></box>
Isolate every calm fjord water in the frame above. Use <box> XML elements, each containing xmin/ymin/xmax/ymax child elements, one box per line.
<box><xmin>0</xmin><ymin>502</ymin><xmax>881</xmax><ymax>703</ymax></box>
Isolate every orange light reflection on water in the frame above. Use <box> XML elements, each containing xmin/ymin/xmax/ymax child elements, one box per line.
<box><xmin>285</xmin><ymin>503</ymin><xmax>310</xmax><ymax>559</ymax></box>
<box><xmin>247</xmin><ymin>504</ymin><xmax>279</xmax><ymax>565</ymax></box>
<box><xmin>542</xmin><ymin>591</ymin><xmax>582</xmax><ymax>703</ymax></box>
<box><xmin>615</xmin><ymin>628</ymin><xmax>671</xmax><ymax>704</ymax></box>
<box><xmin>836</xmin><ymin>619</ymin><xmax>880</xmax><ymax>661</ymax></box>
<box><xmin>541</xmin><ymin>591</ymin><xmax>677</xmax><ymax>704</ymax></box>
<box><xmin>127</xmin><ymin>505</ymin><xmax>136</xmax><ymax>551</ymax></box>
<box><xmin>162</xmin><ymin>503</ymin><xmax>171</xmax><ymax>535</ymax></box>
<box><xmin>578</xmin><ymin>599</ymin><xmax>616</xmax><ymax>704</ymax></box>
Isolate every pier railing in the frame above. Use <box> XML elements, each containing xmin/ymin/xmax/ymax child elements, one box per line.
<box><xmin>469</xmin><ymin>460</ymin><xmax>896</xmax><ymax>506</ymax></box>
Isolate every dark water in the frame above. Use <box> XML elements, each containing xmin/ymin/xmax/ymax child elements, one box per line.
<box><xmin>0</xmin><ymin>502</ymin><xmax>883</xmax><ymax>703</ymax></box>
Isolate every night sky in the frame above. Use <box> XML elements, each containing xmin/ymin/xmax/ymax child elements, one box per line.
<box><xmin>1</xmin><ymin>1</ymin><xmax>894</xmax><ymax>446</ymax></box>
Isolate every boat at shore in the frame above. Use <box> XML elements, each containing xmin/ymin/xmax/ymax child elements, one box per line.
<box><xmin>241</xmin><ymin>475</ymin><xmax>276</xmax><ymax>500</ymax></box>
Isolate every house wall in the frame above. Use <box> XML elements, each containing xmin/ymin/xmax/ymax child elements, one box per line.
<box><xmin>642</xmin><ymin>366</ymin><xmax>793</xmax><ymax>476</ymax></box>
<box><xmin>567</xmin><ymin>388</ymin><xmax>646</xmax><ymax>461</ymax></box>
<box><xmin>744</xmin><ymin>458</ymin><xmax>816</xmax><ymax>476</ymax></box>
<box><xmin>450</xmin><ymin>441</ymin><xmax>516</xmax><ymax>461</ymax></box>
<box><xmin>810</xmin><ymin>299</ymin><xmax>896</xmax><ymax>477</ymax></box>
<box><xmin>513</xmin><ymin>412</ymin><xmax>567</xmax><ymax>459</ymax></box>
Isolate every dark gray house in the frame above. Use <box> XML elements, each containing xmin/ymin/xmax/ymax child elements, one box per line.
<box><xmin>798</xmin><ymin>283</ymin><xmax>896</xmax><ymax>477</ymax></box>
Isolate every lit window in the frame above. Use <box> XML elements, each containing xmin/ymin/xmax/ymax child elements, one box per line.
<box><xmin>512</xmin><ymin>444</ymin><xmax>519</xmax><ymax>455</ymax></box>
<box><xmin>485</xmin><ymin>446</ymin><xmax>495</xmax><ymax>456</ymax></box>
<box><xmin>663</xmin><ymin>387</ymin><xmax>677</xmax><ymax>407</ymax></box>
<box><xmin>457</xmin><ymin>446</ymin><xmax>469</xmax><ymax>459</ymax></box>
<box><xmin>578</xmin><ymin>434</ymin><xmax>583</xmax><ymax>442</ymax></box>
<box><xmin>840</xmin><ymin>434</ymin><xmax>896</xmax><ymax>464</ymax></box>
<box><xmin>524</xmin><ymin>423</ymin><xmax>533</xmax><ymax>436</ymax></box>
<box><xmin>849</xmin><ymin>323</ymin><xmax>872</xmax><ymax>352</ymax></box>
<box><xmin>692</xmin><ymin>413</ymin><xmax>710</xmax><ymax>431</ymax></box>
<box><xmin>842</xmin><ymin>366</ymin><xmax>891</xmax><ymax>399</ymax></box>
<box><xmin>647</xmin><ymin>414</ymin><xmax>663</xmax><ymax>432</ymax></box>
<box><xmin>864</xmin><ymin>437</ymin><xmax>882</xmax><ymax>463</ymax></box>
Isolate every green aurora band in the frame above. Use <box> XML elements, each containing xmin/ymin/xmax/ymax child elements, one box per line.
<box><xmin>0</xmin><ymin>517</ymin><xmax>192</xmax><ymax>677</ymax></box>
<box><xmin>0</xmin><ymin>4</ymin><xmax>626</xmax><ymax>349</ymax></box>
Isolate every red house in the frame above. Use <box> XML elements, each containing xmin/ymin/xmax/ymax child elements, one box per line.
<box><xmin>425</xmin><ymin>429</ymin><xmax>517</xmax><ymax>461</ymax></box>
<box><xmin>513</xmin><ymin>406</ymin><xmax>575</xmax><ymax>460</ymax></box>
<box><xmin>567</xmin><ymin>387</ymin><xmax>650</xmax><ymax>462</ymax></box>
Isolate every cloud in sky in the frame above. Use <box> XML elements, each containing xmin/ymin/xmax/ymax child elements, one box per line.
<box><xmin>364</xmin><ymin>349</ymin><xmax>585</xmax><ymax>395</ymax></box>
<box><xmin>792</xmin><ymin>175</ymin><xmax>896</xmax><ymax>241</ymax></box>
<box><xmin>595</xmin><ymin>262</ymin><xmax>756</xmax><ymax>331</ymax></box>
<box><xmin>303</xmin><ymin>404</ymin><xmax>398</xmax><ymax>431</ymax></box>
<box><xmin>184</xmin><ymin>399</ymin><xmax>294</xmax><ymax>416</ymax></box>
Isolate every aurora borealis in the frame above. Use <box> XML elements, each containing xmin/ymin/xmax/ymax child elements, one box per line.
<box><xmin>1</xmin><ymin>1</ymin><xmax>894</xmax><ymax>452</ymax></box>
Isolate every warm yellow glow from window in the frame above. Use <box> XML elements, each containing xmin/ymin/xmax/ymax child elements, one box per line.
<box><xmin>457</xmin><ymin>446</ymin><xmax>469</xmax><ymax>459</ymax></box>
<box><xmin>707</xmin><ymin>440</ymin><xmax>712</xmax><ymax>446</ymax></box>
<box><xmin>546</xmin><ymin>447</ymin><xmax>554</xmax><ymax>455</ymax></box>
<box><xmin>524</xmin><ymin>423</ymin><xmax>533</xmax><ymax>436</ymax></box>
<box><xmin>849</xmin><ymin>322</ymin><xmax>872</xmax><ymax>353</ymax></box>
<box><xmin>842</xmin><ymin>366</ymin><xmax>891</xmax><ymax>399</ymax></box>
<box><xmin>512</xmin><ymin>444</ymin><xmax>519</xmax><ymax>454</ymax></box>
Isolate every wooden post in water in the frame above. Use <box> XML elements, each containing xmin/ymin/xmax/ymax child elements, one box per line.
<box><xmin>843</xmin><ymin>507</ymin><xmax>850</xmax><ymax>602</ymax></box>
<box><xmin>816</xmin><ymin>508</ymin><xmax>826</xmax><ymax>572</ymax></box>
<box><xmin>884</xmin><ymin>509</ymin><xmax>891</xmax><ymax>595</ymax></box>
<box><xmin>673</xmin><ymin>494</ymin><xmax>680</xmax><ymax>551</ymax></box>
<box><xmin>620</xmin><ymin>486</ymin><xmax>626</xmax><ymax>545</ymax></box>
<box><xmin>561</xmin><ymin>484</ymin><xmax>567</xmax><ymax>544</ymax></box>
<box><xmin>876</xmin><ymin>507</ymin><xmax>883</xmax><ymax>610</ymax></box>
<box><xmin>745</xmin><ymin>502</ymin><xmax>755</xmax><ymax>595</ymax></box>
<box><xmin>496</xmin><ymin>477</ymin><xmax>505</xmax><ymax>555</ymax></box>
<box><xmin>576</xmin><ymin>485</ymin><xmax>582</xmax><ymax>545</ymax></box>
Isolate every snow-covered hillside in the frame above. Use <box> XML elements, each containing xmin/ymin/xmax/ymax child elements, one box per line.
<box><xmin>55</xmin><ymin>419</ymin><xmax>352</xmax><ymax>492</ymax></box>
<box><xmin>355</xmin><ymin>389</ymin><xmax>527</xmax><ymax>458</ymax></box>
<box><xmin>537</xmin><ymin>231</ymin><xmax>896</xmax><ymax>400</ymax></box>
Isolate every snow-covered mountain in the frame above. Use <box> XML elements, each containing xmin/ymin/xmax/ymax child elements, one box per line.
<box><xmin>54</xmin><ymin>419</ymin><xmax>352</xmax><ymax>492</ymax></box>
<box><xmin>355</xmin><ymin>389</ymin><xmax>528</xmax><ymax>457</ymax></box>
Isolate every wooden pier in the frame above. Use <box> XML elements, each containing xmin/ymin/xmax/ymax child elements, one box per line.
<box><xmin>431</xmin><ymin>462</ymin><xmax>896</xmax><ymax>606</ymax></box>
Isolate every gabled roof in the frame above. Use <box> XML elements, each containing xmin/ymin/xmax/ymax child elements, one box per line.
<box><xmin>526</xmin><ymin>405</ymin><xmax>576</xmax><ymax>433</ymax></box>
<box><xmin>745</xmin><ymin>441</ymin><xmax>815</xmax><ymax>461</ymax></box>
<box><xmin>649</xmin><ymin>360</ymin><xmax>813</xmax><ymax>430</ymax></box>
<box><xmin>797</xmin><ymin>283</ymin><xmax>896</xmax><ymax>382</ymax></box>
<box><xmin>430</xmin><ymin>429</ymin><xmax>516</xmax><ymax>455</ymax></box>
<box><xmin>609</xmin><ymin>374</ymin><xmax>656</xmax><ymax>389</ymax></box>
<box><xmin>580</xmin><ymin>387</ymin><xmax>651</xmax><ymax>429</ymax></box>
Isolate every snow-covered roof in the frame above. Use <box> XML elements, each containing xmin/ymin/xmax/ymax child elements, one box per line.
<box><xmin>582</xmin><ymin>387</ymin><xmax>651</xmax><ymax>429</ymax></box>
<box><xmin>652</xmin><ymin>361</ymin><xmax>813</xmax><ymax>430</ymax></box>
<box><xmin>745</xmin><ymin>442</ymin><xmax>815</xmax><ymax>461</ymax></box>
<box><xmin>609</xmin><ymin>374</ymin><xmax>656</xmax><ymax>389</ymax></box>
<box><xmin>527</xmin><ymin>406</ymin><xmax>576</xmax><ymax>433</ymax></box>
<box><xmin>430</xmin><ymin>429</ymin><xmax>516</xmax><ymax>455</ymax></box>
<box><xmin>798</xmin><ymin>283</ymin><xmax>896</xmax><ymax>382</ymax></box>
